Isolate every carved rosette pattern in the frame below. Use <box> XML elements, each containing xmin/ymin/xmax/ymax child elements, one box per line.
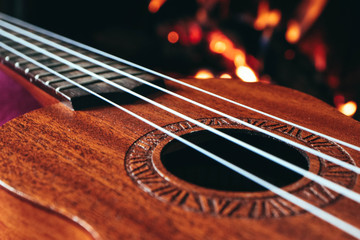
<box><xmin>125</xmin><ymin>117</ymin><xmax>356</xmax><ymax>218</ymax></box>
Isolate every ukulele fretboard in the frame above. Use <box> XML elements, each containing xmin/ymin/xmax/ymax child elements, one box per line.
<box><xmin>0</xmin><ymin>22</ymin><xmax>162</xmax><ymax>109</ymax></box>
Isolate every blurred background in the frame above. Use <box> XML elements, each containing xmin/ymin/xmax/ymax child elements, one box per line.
<box><xmin>0</xmin><ymin>0</ymin><xmax>359</xmax><ymax>120</ymax></box>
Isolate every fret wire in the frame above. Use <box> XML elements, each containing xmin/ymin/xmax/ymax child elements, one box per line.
<box><xmin>1</xmin><ymin>40</ymin><xmax>359</xmax><ymax>239</ymax></box>
<box><xmin>3</xmin><ymin>24</ymin><xmax>360</xmax><ymax>201</ymax></box>
<box><xmin>11</xmin><ymin>27</ymin><xmax>360</xmax><ymax>183</ymax></box>
<box><xmin>2</xmin><ymin>15</ymin><xmax>360</xmax><ymax>195</ymax></box>
<box><xmin>55</xmin><ymin>72</ymin><xmax>147</xmax><ymax>91</ymax></box>
<box><xmin>7</xmin><ymin>21</ymin><xmax>360</xmax><ymax>178</ymax></box>
<box><xmin>23</xmin><ymin>58</ymin><xmax>86</xmax><ymax>75</ymax></box>
<box><xmin>6</xmin><ymin>20</ymin><xmax>360</xmax><ymax>177</ymax></box>
<box><xmin>45</xmin><ymin>67</ymin><xmax>124</xmax><ymax>85</ymax></box>
<box><xmin>7</xmin><ymin>14</ymin><xmax>357</xmax><ymax>153</ymax></box>
<box><xmin>35</xmin><ymin>60</ymin><xmax>110</xmax><ymax>79</ymax></box>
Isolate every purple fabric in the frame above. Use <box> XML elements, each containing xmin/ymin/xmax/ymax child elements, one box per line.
<box><xmin>0</xmin><ymin>69</ymin><xmax>41</xmax><ymax>126</ymax></box>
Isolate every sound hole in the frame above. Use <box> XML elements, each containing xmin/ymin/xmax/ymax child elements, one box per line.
<box><xmin>161</xmin><ymin>129</ymin><xmax>309</xmax><ymax>192</ymax></box>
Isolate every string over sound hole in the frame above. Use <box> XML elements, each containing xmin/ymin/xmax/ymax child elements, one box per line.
<box><xmin>161</xmin><ymin>129</ymin><xmax>309</xmax><ymax>192</ymax></box>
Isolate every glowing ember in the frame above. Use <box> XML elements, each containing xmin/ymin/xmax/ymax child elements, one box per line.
<box><xmin>195</xmin><ymin>70</ymin><xmax>214</xmax><ymax>79</ymax></box>
<box><xmin>148</xmin><ymin>0</ymin><xmax>166</xmax><ymax>13</ymax></box>
<box><xmin>209</xmin><ymin>32</ymin><xmax>232</xmax><ymax>54</ymax></box>
<box><xmin>254</xmin><ymin>1</ymin><xmax>281</xmax><ymax>30</ymax></box>
<box><xmin>296</xmin><ymin>0</ymin><xmax>328</xmax><ymax>34</ymax></box>
<box><xmin>236</xmin><ymin>66</ymin><xmax>258</xmax><ymax>83</ymax></box>
<box><xmin>208</xmin><ymin>32</ymin><xmax>247</xmax><ymax>67</ymax></box>
<box><xmin>267</xmin><ymin>10</ymin><xmax>281</xmax><ymax>27</ymax></box>
<box><xmin>208</xmin><ymin>31</ymin><xmax>258</xmax><ymax>81</ymax></box>
<box><xmin>167</xmin><ymin>31</ymin><xmax>179</xmax><ymax>44</ymax></box>
<box><xmin>286</xmin><ymin>20</ymin><xmax>301</xmax><ymax>44</ymax></box>
<box><xmin>213</xmin><ymin>41</ymin><xmax>227</xmax><ymax>53</ymax></box>
<box><xmin>220</xmin><ymin>73</ymin><xmax>232</xmax><ymax>79</ymax></box>
<box><xmin>338</xmin><ymin>101</ymin><xmax>357</xmax><ymax>117</ymax></box>
<box><xmin>234</xmin><ymin>50</ymin><xmax>246</xmax><ymax>67</ymax></box>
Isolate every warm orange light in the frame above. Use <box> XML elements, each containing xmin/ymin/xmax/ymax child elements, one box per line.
<box><xmin>234</xmin><ymin>50</ymin><xmax>246</xmax><ymax>67</ymax></box>
<box><xmin>236</xmin><ymin>66</ymin><xmax>258</xmax><ymax>83</ymax></box>
<box><xmin>267</xmin><ymin>10</ymin><xmax>281</xmax><ymax>27</ymax></box>
<box><xmin>338</xmin><ymin>101</ymin><xmax>357</xmax><ymax>117</ymax></box>
<box><xmin>220</xmin><ymin>73</ymin><xmax>232</xmax><ymax>79</ymax></box>
<box><xmin>167</xmin><ymin>31</ymin><xmax>179</xmax><ymax>44</ymax></box>
<box><xmin>296</xmin><ymin>0</ymin><xmax>327</xmax><ymax>34</ymax></box>
<box><xmin>213</xmin><ymin>41</ymin><xmax>227</xmax><ymax>53</ymax></box>
<box><xmin>209</xmin><ymin>32</ymin><xmax>233</xmax><ymax>55</ymax></box>
<box><xmin>208</xmin><ymin>31</ymin><xmax>260</xmax><ymax>80</ymax></box>
<box><xmin>254</xmin><ymin>0</ymin><xmax>269</xmax><ymax>30</ymax></box>
<box><xmin>254</xmin><ymin>1</ymin><xmax>281</xmax><ymax>30</ymax></box>
<box><xmin>148</xmin><ymin>0</ymin><xmax>166</xmax><ymax>13</ymax></box>
<box><xmin>195</xmin><ymin>70</ymin><xmax>214</xmax><ymax>79</ymax></box>
<box><xmin>286</xmin><ymin>21</ymin><xmax>301</xmax><ymax>44</ymax></box>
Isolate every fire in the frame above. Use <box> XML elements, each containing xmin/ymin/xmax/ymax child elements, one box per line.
<box><xmin>208</xmin><ymin>32</ymin><xmax>247</xmax><ymax>67</ymax></box>
<box><xmin>234</xmin><ymin>50</ymin><xmax>246</xmax><ymax>67</ymax></box>
<box><xmin>338</xmin><ymin>101</ymin><xmax>357</xmax><ymax>117</ymax></box>
<box><xmin>148</xmin><ymin>0</ymin><xmax>166</xmax><ymax>13</ymax></box>
<box><xmin>254</xmin><ymin>1</ymin><xmax>281</xmax><ymax>30</ymax></box>
<box><xmin>213</xmin><ymin>41</ymin><xmax>227</xmax><ymax>53</ymax></box>
<box><xmin>208</xmin><ymin>31</ymin><xmax>259</xmax><ymax>82</ymax></box>
<box><xmin>236</xmin><ymin>66</ymin><xmax>258</xmax><ymax>83</ymax></box>
<box><xmin>167</xmin><ymin>31</ymin><xmax>179</xmax><ymax>44</ymax></box>
<box><xmin>209</xmin><ymin>32</ymin><xmax>233</xmax><ymax>54</ymax></box>
<box><xmin>286</xmin><ymin>20</ymin><xmax>301</xmax><ymax>44</ymax></box>
<box><xmin>220</xmin><ymin>73</ymin><xmax>232</xmax><ymax>79</ymax></box>
<box><xmin>195</xmin><ymin>70</ymin><xmax>214</xmax><ymax>79</ymax></box>
<box><xmin>296</xmin><ymin>0</ymin><xmax>328</xmax><ymax>34</ymax></box>
<box><xmin>285</xmin><ymin>0</ymin><xmax>327</xmax><ymax>44</ymax></box>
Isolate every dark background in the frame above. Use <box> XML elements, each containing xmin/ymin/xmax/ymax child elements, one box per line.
<box><xmin>0</xmin><ymin>0</ymin><xmax>359</xmax><ymax>120</ymax></box>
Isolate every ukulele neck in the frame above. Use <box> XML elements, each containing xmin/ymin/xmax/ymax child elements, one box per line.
<box><xmin>0</xmin><ymin>24</ymin><xmax>162</xmax><ymax>110</ymax></box>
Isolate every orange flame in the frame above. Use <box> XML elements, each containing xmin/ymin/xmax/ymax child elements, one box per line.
<box><xmin>285</xmin><ymin>0</ymin><xmax>328</xmax><ymax>43</ymax></box>
<box><xmin>296</xmin><ymin>0</ymin><xmax>327</xmax><ymax>34</ymax></box>
<box><xmin>338</xmin><ymin>101</ymin><xmax>357</xmax><ymax>117</ymax></box>
<box><xmin>220</xmin><ymin>73</ymin><xmax>232</xmax><ymax>79</ymax></box>
<box><xmin>236</xmin><ymin>66</ymin><xmax>258</xmax><ymax>83</ymax></box>
<box><xmin>286</xmin><ymin>20</ymin><xmax>301</xmax><ymax>44</ymax></box>
<box><xmin>195</xmin><ymin>70</ymin><xmax>214</xmax><ymax>79</ymax></box>
<box><xmin>209</xmin><ymin>32</ymin><xmax>233</xmax><ymax>54</ymax></box>
<box><xmin>148</xmin><ymin>0</ymin><xmax>166</xmax><ymax>13</ymax></box>
<box><xmin>208</xmin><ymin>31</ymin><xmax>259</xmax><ymax>82</ymax></box>
<box><xmin>167</xmin><ymin>31</ymin><xmax>179</xmax><ymax>44</ymax></box>
<box><xmin>254</xmin><ymin>1</ymin><xmax>281</xmax><ymax>30</ymax></box>
<box><xmin>208</xmin><ymin>32</ymin><xmax>246</xmax><ymax>66</ymax></box>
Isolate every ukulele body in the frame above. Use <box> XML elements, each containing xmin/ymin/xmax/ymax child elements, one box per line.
<box><xmin>0</xmin><ymin>74</ymin><xmax>359</xmax><ymax>240</ymax></box>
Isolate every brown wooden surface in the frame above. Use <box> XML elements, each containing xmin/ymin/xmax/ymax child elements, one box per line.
<box><xmin>0</xmin><ymin>76</ymin><xmax>359</xmax><ymax>239</ymax></box>
<box><xmin>0</xmin><ymin>64</ymin><xmax>59</xmax><ymax>107</ymax></box>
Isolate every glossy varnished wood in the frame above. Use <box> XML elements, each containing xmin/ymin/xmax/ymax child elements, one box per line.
<box><xmin>0</xmin><ymin>77</ymin><xmax>359</xmax><ymax>239</ymax></box>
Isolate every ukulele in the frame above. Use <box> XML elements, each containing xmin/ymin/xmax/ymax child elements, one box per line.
<box><xmin>0</xmin><ymin>12</ymin><xmax>359</xmax><ymax>240</ymax></box>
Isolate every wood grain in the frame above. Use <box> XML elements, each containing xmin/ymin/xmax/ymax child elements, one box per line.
<box><xmin>0</xmin><ymin>77</ymin><xmax>359</xmax><ymax>239</ymax></box>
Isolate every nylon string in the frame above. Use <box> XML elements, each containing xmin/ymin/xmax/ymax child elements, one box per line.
<box><xmin>0</xmin><ymin>12</ymin><xmax>358</xmax><ymax>153</ymax></box>
<box><xmin>0</xmin><ymin>20</ymin><xmax>359</xmax><ymax>177</ymax></box>
<box><xmin>1</xmin><ymin>41</ymin><xmax>360</xmax><ymax>239</ymax></box>
<box><xmin>2</xmin><ymin>28</ymin><xmax>360</xmax><ymax>205</ymax></box>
